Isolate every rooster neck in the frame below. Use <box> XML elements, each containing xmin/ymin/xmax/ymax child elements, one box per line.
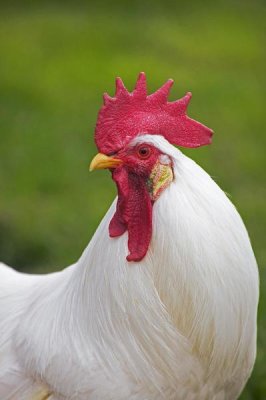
<box><xmin>17</xmin><ymin>152</ymin><xmax>258</xmax><ymax>398</ymax></box>
<box><xmin>68</xmin><ymin>153</ymin><xmax>258</xmax><ymax>391</ymax></box>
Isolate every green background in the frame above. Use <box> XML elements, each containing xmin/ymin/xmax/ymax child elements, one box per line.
<box><xmin>0</xmin><ymin>1</ymin><xmax>265</xmax><ymax>398</ymax></box>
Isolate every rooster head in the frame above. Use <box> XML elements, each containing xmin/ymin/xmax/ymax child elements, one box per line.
<box><xmin>90</xmin><ymin>73</ymin><xmax>213</xmax><ymax>262</ymax></box>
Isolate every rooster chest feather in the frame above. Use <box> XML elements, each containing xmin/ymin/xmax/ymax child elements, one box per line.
<box><xmin>17</xmin><ymin>140</ymin><xmax>257</xmax><ymax>400</ymax></box>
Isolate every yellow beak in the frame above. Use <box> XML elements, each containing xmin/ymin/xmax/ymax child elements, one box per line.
<box><xmin>89</xmin><ymin>153</ymin><xmax>123</xmax><ymax>171</ymax></box>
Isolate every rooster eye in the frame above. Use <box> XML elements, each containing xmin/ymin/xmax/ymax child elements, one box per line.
<box><xmin>137</xmin><ymin>145</ymin><xmax>151</xmax><ymax>159</ymax></box>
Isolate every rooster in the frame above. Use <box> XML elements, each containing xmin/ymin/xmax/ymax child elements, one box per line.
<box><xmin>0</xmin><ymin>73</ymin><xmax>259</xmax><ymax>400</ymax></box>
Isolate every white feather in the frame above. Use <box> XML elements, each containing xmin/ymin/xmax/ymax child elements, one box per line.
<box><xmin>0</xmin><ymin>135</ymin><xmax>259</xmax><ymax>399</ymax></box>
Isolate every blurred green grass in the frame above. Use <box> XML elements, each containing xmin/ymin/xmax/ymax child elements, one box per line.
<box><xmin>0</xmin><ymin>1</ymin><xmax>265</xmax><ymax>398</ymax></box>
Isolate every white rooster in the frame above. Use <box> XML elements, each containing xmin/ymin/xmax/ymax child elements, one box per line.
<box><xmin>0</xmin><ymin>73</ymin><xmax>259</xmax><ymax>400</ymax></box>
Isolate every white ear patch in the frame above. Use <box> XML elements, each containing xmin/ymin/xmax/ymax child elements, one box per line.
<box><xmin>148</xmin><ymin>161</ymin><xmax>174</xmax><ymax>201</ymax></box>
<box><xmin>159</xmin><ymin>154</ymin><xmax>171</xmax><ymax>165</ymax></box>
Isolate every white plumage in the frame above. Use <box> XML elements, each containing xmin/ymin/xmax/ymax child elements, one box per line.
<box><xmin>0</xmin><ymin>135</ymin><xmax>259</xmax><ymax>399</ymax></box>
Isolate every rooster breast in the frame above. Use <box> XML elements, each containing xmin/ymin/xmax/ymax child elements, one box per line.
<box><xmin>36</xmin><ymin>144</ymin><xmax>257</xmax><ymax>400</ymax></box>
<box><xmin>0</xmin><ymin>142</ymin><xmax>258</xmax><ymax>400</ymax></box>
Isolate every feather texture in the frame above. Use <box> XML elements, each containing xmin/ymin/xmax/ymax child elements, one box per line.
<box><xmin>0</xmin><ymin>136</ymin><xmax>258</xmax><ymax>399</ymax></box>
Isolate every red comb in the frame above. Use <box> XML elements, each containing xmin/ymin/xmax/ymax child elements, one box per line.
<box><xmin>95</xmin><ymin>72</ymin><xmax>213</xmax><ymax>154</ymax></box>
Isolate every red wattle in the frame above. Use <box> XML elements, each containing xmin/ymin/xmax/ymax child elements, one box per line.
<box><xmin>109</xmin><ymin>168</ymin><xmax>128</xmax><ymax>237</ymax></box>
<box><xmin>109</xmin><ymin>168</ymin><xmax>153</xmax><ymax>262</ymax></box>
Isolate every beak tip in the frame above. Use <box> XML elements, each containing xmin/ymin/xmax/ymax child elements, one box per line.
<box><xmin>89</xmin><ymin>153</ymin><xmax>122</xmax><ymax>171</ymax></box>
<box><xmin>88</xmin><ymin>162</ymin><xmax>94</xmax><ymax>172</ymax></box>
